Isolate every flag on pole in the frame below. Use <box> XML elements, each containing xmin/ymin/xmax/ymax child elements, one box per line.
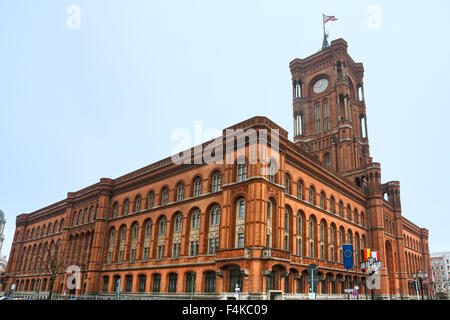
<box><xmin>371</xmin><ymin>251</ymin><xmax>379</xmax><ymax>261</ymax></box>
<box><xmin>362</xmin><ymin>248</ymin><xmax>371</xmax><ymax>262</ymax></box>
<box><xmin>323</xmin><ymin>14</ymin><xmax>338</xmax><ymax>24</ymax></box>
<box><xmin>431</xmin><ymin>269</ymin><xmax>437</xmax><ymax>283</ymax></box>
<box><xmin>343</xmin><ymin>244</ymin><xmax>354</xmax><ymax>269</ymax></box>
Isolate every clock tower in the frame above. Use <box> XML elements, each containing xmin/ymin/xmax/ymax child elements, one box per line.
<box><xmin>290</xmin><ymin>38</ymin><xmax>373</xmax><ymax>187</ymax></box>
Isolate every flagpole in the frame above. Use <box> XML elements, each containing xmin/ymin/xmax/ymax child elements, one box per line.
<box><xmin>322</xmin><ymin>13</ymin><xmax>326</xmax><ymax>37</ymax></box>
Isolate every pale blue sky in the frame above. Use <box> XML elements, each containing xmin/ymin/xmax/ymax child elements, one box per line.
<box><xmin>1</xmin><ymin>0</ymin><xmax>449</xmax><ymax>259</ymax></box>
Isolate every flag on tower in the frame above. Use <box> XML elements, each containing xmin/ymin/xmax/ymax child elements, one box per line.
<box><xmin>323</xmin><ymin>14</ymin><xmax>338</xmax><ymax>24</ymax></box>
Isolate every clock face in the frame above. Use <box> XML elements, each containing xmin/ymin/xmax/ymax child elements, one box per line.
<box><xmin>313</xmin><ymin>79</ymin><xmax>329</xmax><ymax>94</ymax></box>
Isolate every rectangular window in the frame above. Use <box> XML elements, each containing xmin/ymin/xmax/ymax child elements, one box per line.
<box><xmin>315</xmin><ymin>103</ymin><xmax>321</xmax><ymax>134</ymax></box>
<box><xmin>139</xmin><ymin>275</ymin><xmax>146</xmax><ymax>292</ymax></box>
<box><xmin>190</xmin><ymin>241</ymin><xmax>199</xmax><ymax>256</ymax></box>
<box><xmin>238</xmin><ymin>233</ymin><xmax>245</xmax><ymax>249</ymax></box>
<box><xmin>209</xmin><ymin>239</ymin><xmax>214</xmax><ymax>254</ymax></box>
<box><xmin>143</xmin><ymin>247</ymin><xmax>149</xmax><ymax>261</ymax></box>
<box><xmin>153</xmin><ymin>275</ymin><xmax>161</xmax><ymax>292</ymax></box>
<box><xmin>168</xmin><ymin>275</ymin><xmax>177</xmax><ymax>293</ymax></box>
<box><xmin>103</xmin><ymin>277</ymin><xmax>109</xmax><ymax>292</ymax></box>
<box><xmin>125</xmin><ymin>276</ymin><xmax>132</xmax><ymax>292</ymax></box>
<box><xmin>205</xmin><ymin>272</ymin><xmax>216</xmax><ymax>293</ymax></box>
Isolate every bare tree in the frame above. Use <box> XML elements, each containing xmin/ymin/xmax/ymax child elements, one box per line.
<box><xmin>34</xmin><ymin>238</ymin><xmax>72</xmax><ymax>300</ymax></box>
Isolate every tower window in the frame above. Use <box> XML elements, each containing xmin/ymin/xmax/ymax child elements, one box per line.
<box><xmin>323</xmin><ymin>99</ymin><xmax>330</xmax><ymax>131</ymax></box>
<box><xmin>315</xmin><ymin>102</ymin><xmax>321</xmax><ymax>134</ymax></box>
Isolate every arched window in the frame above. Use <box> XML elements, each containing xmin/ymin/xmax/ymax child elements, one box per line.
<box><xmin>354</xmin><ymin>208</ymin><xmax>359</xmax><ymax>224</ymax></box>
<box><xmin>89</xmin><ymin>207</ymin><xmax>94</xmax><ymax>221</ymax></box>
<box><xmin>309</xmin><ymin>217</ymin><xmax>315</xmax><ymax>258</ymax></box>
<box><xmin>284</xmin><ymin>209</ymin><xmax>289</xmax><ymax>233</ymax></box>
<box><xmin>360</xmin><ymin>115</ymin><xmax>367</xmax><ymax>138</ymax></box>
<box><xmin>339</xmin><ymin>201</ymin><xmax>344</xmax><ymax>217</ymax></box>
<box><xmin>309</xmin><ymin>186</ymin><xmax>315</xmax><ymax>205</ymax></box>
<box><xmin>168</xmin><ymin>273</ymin><xmax>178</xmax><ymax>293</ymax></box>
<box><xmin>315</xmin><ymin>102</ymin><xmax>321</xmax><ymax>134</ymax></box>
<box><xmin>284</xmin><ymin>208</ymin><xmax>290</xmax><ymax>251</ymax></box>
<box><xmin>294</xmin><ymin>112</ymin><xmax>304</xmax><ymax>136</ymax></box>
<box><xmin>320</xmin><ymin>221</ymin><xmax>325</xmax><ymax>260</ymax></box>
<box><xmin>346</xmin><ymin>205</ymin><xmax>351</xmax><ymax>221</ymax></box>
<box><xmin>138</xmin><ymin>275</ymin><xmax>146</xmax><ymax>293</ymax></box>
<box><xmin>47</xmin><ymin>223</ymin><xmax>52</xmax><ymax>235</ymax></box>
<box><xmin>176</xmin><ymin>183</ymin><xmax>184</xmax><ymax>202</ymax></box>
<box><xmin>205</xmin><ymin>271</ymin><xmax>216</xmax><ymax>293</ymax></box>
<box><xmin>268</xmin><ymin>158</ymin><xmax>277</xmax><ymax>183</ymax></box>
<box><xmin>123</xmin><ymin>199</ymin><xmax>129</xmax><ymax>216</ymax></box>
<box><xmin>297</xmin><ymin>180</ymin><xmax>303</xmax><ymax>199</ymax></box>
<box><xmin>174</xmin><ymin>214</ymin><xmax>183</xmax><ymax>233</ymax></box>
<box><xmin>323</xmin><ymin>99</ymin><xmax>330</xmax><ymax>131</ymax></box>
<box><xmin>208</xmin><ymin>206</ymin><xmax>221</xmax><ymax>254</ymax></box>
<box><xmin>330</xmin><ymin>224</ymin><xmax>336</xmax><ymax>262</ymax></box>
<box><xmin>148</xmin><ymin>191</ymin><xmax>154</xmax><ymax>209</ymax></box>
<box><xmin>185</xmin><ymin>272</ymin><xmax>196</xmax><ymax>293</ymax></box>
<box><xmin>210</xmin><ymin>206</ymin><xmax>221</xmax><ymax>226</ymax></box>
<box><xmin>235</xmin><ymin>198</ymin><xmax>246</xmax><ymax>249</ymax></box>
<box><xmin>324</xmin><ymin>153</ymin><xmax>331</xmax><ymax>168</ymax></box>
<box><xmin>112</xmin><ymin>203</ymin><xmax>118</xmax><ymax>218</ymax></box>
<box><xmin>152</xmin><ymin>274</ymin><xmax>161</xmax><ymax>292</ymax></box>
<box><xmin>135</xmin><ymin>195</ymin><xmax>142</xmax><ymax>212</ymax></box>
<box><xmin>284</xmin><ymin>173</ymin><xmax>291</xmax><ymax>194</ymax></box>
<box><xmin>193</xmin><ymin>177</ymin><xmax>202</xmax><ymax>197</ymax></box>
<box><xmin>161</xmin><ymin>187</ymin><xmax>169</xmax><ymax>206</ymax></box>
<box><xmin>238</xmin><ymin>199</ymin><xmax>245</xmax><ymax>218</ymax></box>
<box><xmin>78</xmin><ymin>210</ymin><xmax>83</xmax><ymax>225</ymax></box>
<box><xmin>237</xmin><ymin>159</ymin><xmax>247</xmax><ymax>182</ymax></box>
<box><xmin>297</xmin><ymin>213</ymin><xmax>303</xmax><ymax>256</ymax></box>
<box><xmin>53</xmin><ymin>221</ymin><xmax>58</xmax><ymax>233</ymax></box>
<box><xmin>132</xmin><ymin>223</ymin><xmax>138</xmax><ymax>239</ymax></box>
<box><xmin>212</xmin><ymin>171</ymin><xmax>221</xmax><ymax>192</ymax></box>
<box><xmin>60</xmin><ymin>219</ymin><xmax>64</xmax><ymax>232</ymax></box>
<box><xmin>320</xmin><ymin>191</ymin><xmax>325</xmax><ymax>209</ymax></box>
<box><xmin>191</xmin><ymin>209</ymin><xmax>201</xmax><ymax>229</ymax></box>
<box><xmin>84</xmin><ymin>209</ymin><xmax>88</xmax><ymax>223</ymax></box>
<box><xmin>330</xmin><ymin>196</ymin><xmax>335</xmax><ymax>213</ymax></box>
<box><xmin>143</xmin><ymin>220</ymin><xmax>152</xmax><ymax>261</ymax></box>
<box><xmin>266</xmin><ymin>200</ymin><xmax>273</xmax><ymax>248</ymax></box>
<box><xmin>159</xmin><ymin>217</ymin><xmax>167</xmax><ymax>235</ymax></box>
<box><xmin>145</xmin><ymin>220</ymin><xmax>152</xmax><ymax>237</ymax></box>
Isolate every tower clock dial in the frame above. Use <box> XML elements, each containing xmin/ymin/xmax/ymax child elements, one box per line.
<box><xmin>313</xmin><ymin>78</ymin><xmax>329</xmax><ymax>94</ymax></box>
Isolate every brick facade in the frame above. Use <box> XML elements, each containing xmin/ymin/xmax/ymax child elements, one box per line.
<box><xmin>1</xmin><ymin>39</ymin><xmax>431</xmax><ymax>300</ymax></box>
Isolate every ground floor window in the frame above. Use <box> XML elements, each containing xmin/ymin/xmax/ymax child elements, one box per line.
<box><xmin>186</xmin><ymin>273</ymin><xmax>196</xmax><ymax>293</ymax></box>
<box><xmin>152</xmin><ymin>274</ymin><xmax>161</xmax><ymax>292</ymax></box>
<box><xmin>138</xmin><ymin>275</ymin><xmax>146</xmax><ymax>292</ymax></box>
<box><xmin>230</xmin><ymin>270</ymin><xmax>242</xmax><ymax>292</ymax></box>
<box><xmin>103</xmin><ymin>276</ymin><xmax>109</xmax><ymax>292</ymax></box>
<box><xmin>205</xmin><ymin>271</ymin><xmax>216</xmax><ymax>293</ymax></box>
<box><xmin>296</xmin><ymin>277</ymin><xmax>302</xmax><ymax>293</ymax></box>
<box><xmin>168</xmin><ymin>273</ymin><xmax>178</xmax><ymax>292</ymax></box>
<box><xmin>125</xmin><ymin>275</ymin><xmax>133</xmax><ymax>292</ymax></box>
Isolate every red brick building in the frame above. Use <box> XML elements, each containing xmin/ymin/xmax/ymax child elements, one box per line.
<box><xmin>1</xmin><ymin>39</ymin><xmax>431</xmax><ymax>299</ymax></box>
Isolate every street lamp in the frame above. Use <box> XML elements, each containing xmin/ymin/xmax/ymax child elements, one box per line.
<box><xmin>412</xmin><ymin>270</ymin><xmax>428</xmax><ymax>300</ymax></box>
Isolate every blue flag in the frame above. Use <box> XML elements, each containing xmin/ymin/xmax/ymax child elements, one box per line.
<box><xmin>343</xmin><ymin>244</ymin><xmax>354</xmax><ymax>269</ymax></box>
